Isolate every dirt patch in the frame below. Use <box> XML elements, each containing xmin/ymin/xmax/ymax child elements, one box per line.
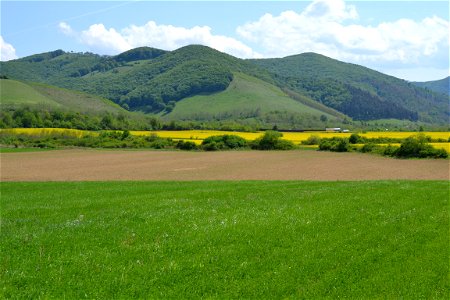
<box><xmin>1</xmin><ymin>149</ymin><xmax>449</xmax><ymax>181</ymax></box>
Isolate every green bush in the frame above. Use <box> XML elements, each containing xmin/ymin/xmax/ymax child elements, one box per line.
<box><xmin>360</xmin><ymin>143</ymin><xmax>377</xmax><ymax>153</ymax></box>
<box><xmin>149</xmin><ymin>139</ymin><xmax>171</xmax><ymax>149</ymax></box>
<box><xmin>383</xmin><ymin>145</ymin><xmax>398</xmax><ymax>156</ymax></box>
<box><xmin>318</xmin><ymin>138</ymin><xmax>349</xmax><ymax>152</ymax></box>
<box><xmin>349</xmin><ymin>133</ymin><xmax>364</xmax><ymax>144</ymax></box>
<box><xmin>176</xmin><ymin>140</ymin><xmax>198</xmax><ymax>151</ymax></box>
<box><xmin>301</xmin><ymin>134</ymin><xmax>321</xmax><ymax>145</ymax></box>
<box><xmin>251</xmin><ymin>131</ymin><xmax>295</xmax><ymax>150</ymax></box>
<box><xmin>393</xmin><ymin>136</ymin><xmax>447</xmax><ymax>158</ymax></box>
<box><xmin>202</xmin><ymin>135</ymin><xmax>248</xmax><ymax>151</ymax></box>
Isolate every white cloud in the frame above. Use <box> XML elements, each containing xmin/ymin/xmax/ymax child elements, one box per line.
<box><xmin>302</xmin><ymin>0</ymin><xmax>358</xmax><ymax>21</ymax></box>
<box><xmin>80</xmin><ymin>24</ymin><xmax>130</xmax><ymax>54</ymax></box>
<box><xmin>60</xmin><ymin>21</ymin><xmax>261</xmax><ymax>58</ymax></box>
<box><xmin>237</xmin><ymin>0</ymin><xmax>449</xmax><ymax>68</ymax></box>
<box><xmin>0</xmin><ymin>36</ymin><xmax>18</xmax><ymax>61</ymax></box>
<box><xmin>58</xmin><ymin>22</ymin><xmax>75</xmax><ymax>36</ymax></box>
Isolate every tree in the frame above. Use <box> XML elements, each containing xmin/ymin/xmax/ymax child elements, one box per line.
<box><xmin>100</xmin><ymin>114</ymin><xmax>114</xmax><ymax>129</ymax></box>
<box><xmin>349</xmin><ymin>133</ymin><xmax>362</xmax><ymax>144</ymax></box>
<box><xmin>251</xmin><ymin>131</ymin><xmax>295</xmax><ymax>150</ymax></box>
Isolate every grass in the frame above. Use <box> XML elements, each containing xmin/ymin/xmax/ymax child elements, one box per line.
<box><xmin>1</xmin><ymin>181</ymin><xmax>448</xmax><ymax>299</ymax></box>
<box><xmin>167</xmin><ymin>72</ymin><xmax>334</xmax><ymax>120</ymax></box>
<box><xmin>0</xmin><ymin>79</ymin><xmax>125</xmax><ymax>114</ymax></box>
<box><xmin>29</xmin><ymin>82</ymin><xmax>125</xmax><ymax>114</ymax></box>
<box><xmin>0</xmin><ymin>147</ymin><xmax>57</xmax><ymax>153</ymax></box>
<box><xmin>0</xmin><ymin>79</ymin><xmax>61</xmax><ymax>108</ymax></box>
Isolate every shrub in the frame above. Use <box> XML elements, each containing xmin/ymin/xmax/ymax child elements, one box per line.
<box><xmin>418</xmin><ymin>147</ymin><xmax>448</xmax><ymax>159</ymax></box>
<box><xmin>360</xmin><ymin>143</ymin><xmax>376</xmax><ymax>153</ymax></box>
<box><xmin>383</xmin><ymin>145</ymin><xmax>398</xmax><ymax>156</ymax></box>
<box><xmin>202</xmin><ymin>141</ymin><xmax>219</xmax><ymax>151</ymax></box>
<box><xmin>251</xmin><ymin>131</ymin><xmax>295</xmax><ymax>150</ymax></box>
<box><xmin>121</xmin><ymin>130</ymin><xmax>130</xmax><ymax>140</ymax></box>
<box><xmin>202</xmin><ymin>135</ymin><xmax>248</xmax><ymax>151</ymax></box>
<box><xmin>318</xmin><ymin>138</ymin><xmax>349</xmax><ymax>152</ymax></box>
<box><xmin>145</xmin><ymin>133</ymin><xmax>159</xmax><ymax>142</ymax></box>
<box><xmin>149</xmin><ymin>139</ymin><xmax>171</xmax><ymax>149</ymax></box>
<box><xmin>394</xmin><ymin>137</ymin><xmax>423</xmax><ymax>158</ymax></box>
<box><xmin>393</xmin><ymin>136</ymin><xmax>448</xmax><ymax>158</ymax></box>
<box><xmin>349</xmin><ymin>133</ymin><xmax>364</xmax><ymax>144</ymax></box>
<box><xmin>302</xmin><ymin>135</ymin><xmax>321</xmax><ymax>145</ymax></box>
<box><xmin>176</xmin><ymin>140</ymin><xmax>198</xmax><ymax>151</ymax></box>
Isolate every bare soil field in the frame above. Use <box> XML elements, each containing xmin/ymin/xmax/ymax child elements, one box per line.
<box><xmin>1</xmin><ymin>149</ymin><xmax>449</xmax><ymax>181</ymax></box>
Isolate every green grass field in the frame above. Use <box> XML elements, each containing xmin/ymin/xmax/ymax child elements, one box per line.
<box><xmin>0</xmin><ymin>79</ymin><xmax>125</xmax><ymax>114</ymax></box>
<box><xmin>1</xmin><ymin>181</ymin><xmax>448</xmax><ymax>298</ymax></box>
<box><xmin>167</xmin><ymin>73</ymin><xmax>334</xmax><ymax>120</ymax></box>
<box><xmin>0</xmin><ymin>79</ymin><xmax>61</xmax><ymax>108</ymax></box>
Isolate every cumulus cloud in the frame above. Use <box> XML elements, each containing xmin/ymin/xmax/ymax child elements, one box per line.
<box><xmin>80</xmin><ymin>24</ymin><xmax>130</xmax><ymax>54</ymax></box>
<box><xmin>0</xmin><ymin>36</ymin><xmax>18</xmax><ymax>61</ymax></box>
<box><xmin>58</xmin><ymin>22</ymin><xmax>75</xmax><ymax>36</ymax></box>
<box><xmin>237</xmin><ymin>0</ymin><xmax>449</xmax><ymax>67</ymax></box>
<box><xmin>60</xmin><ymin>21</ymin><xmax>261</xmax><ymax>58</ymax></box>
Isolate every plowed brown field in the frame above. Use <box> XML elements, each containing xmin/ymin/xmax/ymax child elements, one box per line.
<box><xmin>1</xmin><ymin>149</ymin><xmax>449</xmax><ymax>181</ymax></box>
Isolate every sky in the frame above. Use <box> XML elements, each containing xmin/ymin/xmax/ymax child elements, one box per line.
<box><xmin>1</xmin><ymin>0</ymin><xmax>449</xmax><ymax>81</ymax></box>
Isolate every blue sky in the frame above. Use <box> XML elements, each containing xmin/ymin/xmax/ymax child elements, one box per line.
<box><xmin>1</xmin><ymin>0</ymin><xmax>449</xmax><ymax>81</ymax></box>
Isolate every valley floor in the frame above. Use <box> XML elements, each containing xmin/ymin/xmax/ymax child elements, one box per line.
<box><xmin>1</xmin><ymin>149</ymin><xmax>448</xmax><ymax>181</ymax></box>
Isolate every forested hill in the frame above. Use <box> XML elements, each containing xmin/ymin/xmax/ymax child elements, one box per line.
<box><xmin>250</xmin><ymin>53</ymin><xmax>449</xmax><ymax>123</ymax></box>
<box><xmin>1</xmin><ymin>45</ymin><xmax>448</xmax><ymax>124</ymax></box>
<box><xmin>0</xmin><ymin>45</ymin><xmax>272</xmax><ymax>113</ymax></box>
<box><xmin>413</xmin><ymin>77</ymin><xmax>449</xmax><ymax>96</ymax></box>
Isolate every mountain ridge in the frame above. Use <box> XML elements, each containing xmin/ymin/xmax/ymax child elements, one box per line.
<box><xmin>1</xmin><ymin>45</ymin><xmax>448</xmax><ymax>126</ymax></box>
<box><xmin>413</xmin><ymin>76</ymin><xmax>449</xmax><ymax>96</ymax></box>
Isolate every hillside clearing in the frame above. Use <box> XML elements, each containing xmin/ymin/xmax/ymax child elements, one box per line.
<box><xmin>1</xmin><ymin>149</ymin><xmax>448</xmax><ymax>181</ymax></box>
<box><xmin>0</xmin><ymin>79</ymin><xmax>127</xmax><ymax>114</ymax></box>
<box><xmin>166</xmin><ymin>72</ymin><xmax>334</xmax><ymax>121</ymax></box>
<box><xmin>0</xmin><ymin>79</ymin><xmax>61</xmax><ymax>108</ymax></box>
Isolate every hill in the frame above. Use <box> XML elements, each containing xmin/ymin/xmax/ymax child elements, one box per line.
<box><xmin>164</xmin><ymin>72</ymin><xmax>343</xmax><ymax>128</ymax></box>
<box><xmin>1</xmin><ymin>79</ymin><xmax>62</xmax><ymax>109</ymax></box>
<box><xmin>1</xmin><ymin>45</ymin><xmax>448</xmax><ymax>127</ymax></box>
<box><xmin>0</xmin><ymin>46</ymin><xmax>273</xmax><ymax>114</ymax></box>
<box><xmin>0</xmin><ymin>79</ymin><xmax>126</xmax><ymax>114</ymax></box>
<box><xmin>1</xmin><ymin>46</ymin><xmax>339</xmax><ymax>128</ymax></box>
<box><xmin>249</xmin><ymin>53</ymin><xmax>449</xmax><ymax>124</ymax></box>
<box><xmin>413</xmin><ymin>77</ymin><xmax>449</xmax><ymax>96</ymax></box>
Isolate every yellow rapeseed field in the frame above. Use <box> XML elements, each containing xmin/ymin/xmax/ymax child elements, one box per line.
<box><xmin>130</xmin><ymin>130</ymin><xmax>262</xmax><ymax>141</ymax></box>
<box><xmin>429</xmin><ymin>143</ymin><xmax>450</xmax><ymax>152</ymax></box>
<box><xmin>1</xmin><ymin>128</ymin><xmax>449</xmax><ymax>152</ymax></box>
<box><xmin>133</xmin><ymin>130</ymin><xmax>449</xmax><ymax>143</ymax></box>
<box><xmin>360</xmin><ymin>131</ymin><xmax>449</xmax><ymax>140</ymax></box>
<box><xmin>0</xmin><ymin>128</ymin><xmax>97</xmax><ymax>138</ymax></box>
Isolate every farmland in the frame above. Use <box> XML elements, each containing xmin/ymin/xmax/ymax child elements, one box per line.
<box><xmin>1</xmin><ymin>128</ymin><xmax>449</xmax><ymax>298</ymax></box>
<box><xmin>2</xmin><ymin>128</ymin><xmax>449</xmax><ymax>144</ymax></box>
<box><xmin>1</xmin><ymin>149</ymin><xmax>449</xmax><ymax>181</ymax></box>
<box><xmin>2</xmin><ymin>128</ymin><xmax>449</xmax><ymax>154</ymax></box>
<box><xmin>1</xmin><ymin>181</ymin><xmax>448</xmax><ymax>299</ymax></box>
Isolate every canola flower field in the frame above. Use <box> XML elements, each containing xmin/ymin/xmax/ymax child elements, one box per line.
<box><xmin>1</xmin><ymin>128</ymin><xmax>449</xmax><ymax>152</ymax></box>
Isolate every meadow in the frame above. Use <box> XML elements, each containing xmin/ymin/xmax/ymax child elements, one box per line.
<box><xmin>1</xmin><ymin>181</ymin><xmax>448</xmax><ymax>299</ymax></box>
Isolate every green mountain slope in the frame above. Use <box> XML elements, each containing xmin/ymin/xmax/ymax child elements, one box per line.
<box><xmin>1</xmin><ymin>79</ymin><xmax>126</xmax><ymax>114</ymax></box>
<box><xmin>1</xmin><ymin>79</ymin><xmax>62</xmax><ymax>108</ymax></box>
<box><xmin>1</xmin><ymin>45</ymin><xmax>448</xmax><ymax>126</ymax></box>
<box><xmin>1</xmin><ymin>45</ymin><xmax>273</xmax><ymax>114</ymax></box>
<box><xmin>413</xmin><ymin>77</ymin><xmax>449</xmax><ymax>96</ymax></box>
<box><xmin>166</xmin><ymin>72</ymin><xmax>340</xmax><ymax>127</ymax></box>
<box><xmin>249</xmin><ymin>53</ymin><xmax>449</xmax><ymax>123</ymax></box>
